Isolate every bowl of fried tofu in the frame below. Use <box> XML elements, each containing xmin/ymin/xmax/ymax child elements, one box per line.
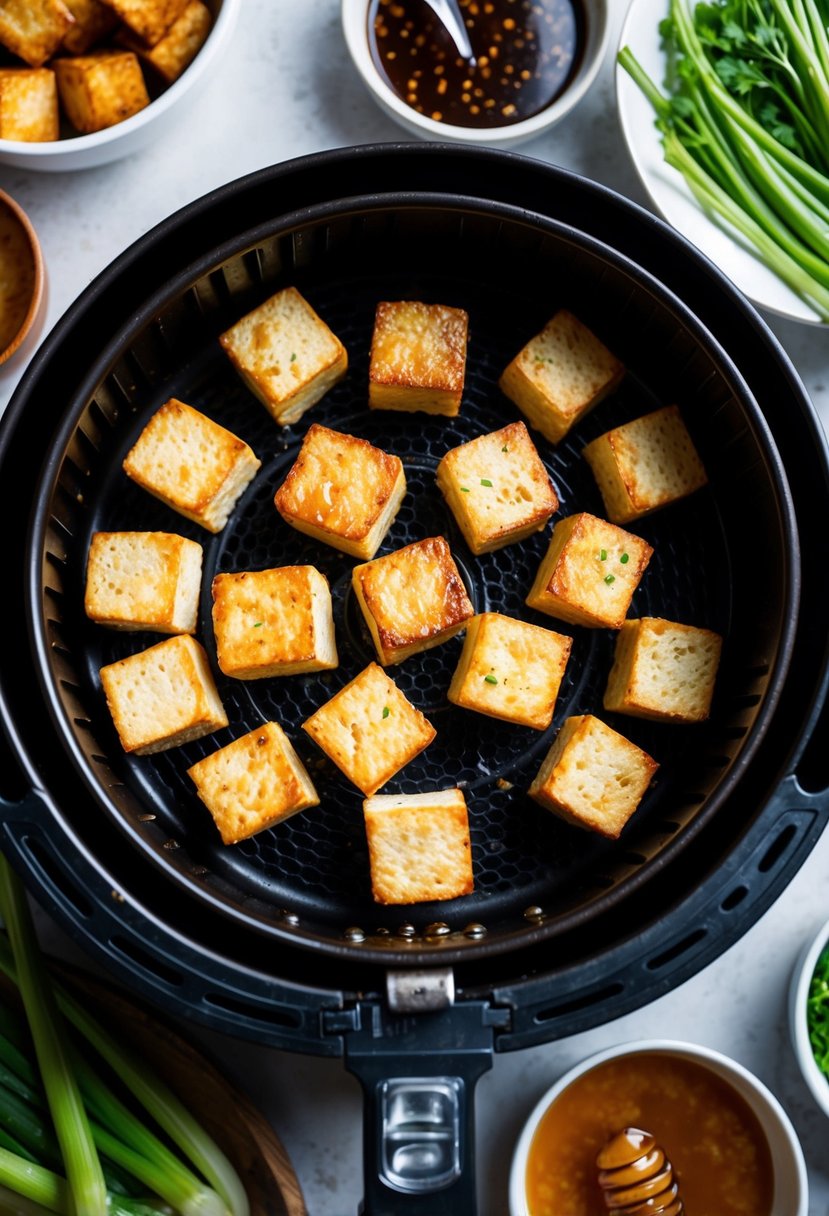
<box><xmin>0</xmin><ymin>0</ymin><xmax>240</xmax><ymax>169</ymax></box>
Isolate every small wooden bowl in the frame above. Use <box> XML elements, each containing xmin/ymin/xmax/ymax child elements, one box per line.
<box><xmin>0</xmin><ymin>189</ymin><xmax>45</xmax><ymax>367</ymax></box>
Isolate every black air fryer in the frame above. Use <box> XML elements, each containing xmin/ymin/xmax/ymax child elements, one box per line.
<box><xmin>1</xmin><ymin>147</ymin><xmax>827</xmax><ymax>1215</ymax></box>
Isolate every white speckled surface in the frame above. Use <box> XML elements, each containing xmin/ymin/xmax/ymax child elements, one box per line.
<box><xmin>3</xmin><ymin>1</ymin><xmax>829</xmax><ymax>1213</ymax></box>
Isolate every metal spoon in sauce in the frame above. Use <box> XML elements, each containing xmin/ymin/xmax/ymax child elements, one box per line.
<box><xmin>419</xmin><ymin>0</ymin><xmax>476</xmax><ymax>63</ymax></box>
<box><xmin>596</xmin><ymin>1128</ymin><xmax>684</xmax><ymax>1216</ymax></box>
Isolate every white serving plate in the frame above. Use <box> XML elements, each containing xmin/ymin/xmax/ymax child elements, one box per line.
<box><xmin>615</xmin><ymin>0</ymin><xmax>823</xmax><ymax>326</ymax></box>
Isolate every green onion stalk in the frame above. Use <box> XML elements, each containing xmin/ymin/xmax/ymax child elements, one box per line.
<box><xmin>0</xmin><ymin>867</ymin><xmax>248</xmax><ymax>1216</ymax></box>
<box><xmin>0</xmin><ymin>857</ymin><xmax>108</xmax><ymax>1216</ymax></box>
<box><xmin>618</xmin><ymin>0</ymin><xmax>829</xmax><ymax>321</ymax></box>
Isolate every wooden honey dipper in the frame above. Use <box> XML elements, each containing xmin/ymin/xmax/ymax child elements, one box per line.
<box><xmin>596</xmin><ymin>1128</ymin><xmax>683</xmax><ymax>1215</ymax></box>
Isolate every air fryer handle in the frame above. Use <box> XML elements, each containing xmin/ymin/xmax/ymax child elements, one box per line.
<box><xmin>343</xmin><ymin>1000</ymin><xmax>498</xmax><ymax>1216</ymax></box>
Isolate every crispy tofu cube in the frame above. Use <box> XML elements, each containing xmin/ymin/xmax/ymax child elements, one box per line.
<box><xmin>0</xmin><ymin>0</ymin><xmax>74</xmax><ymax>67</ymax></box>
<box><xmin>528</xmin><ymin>714</ymin><xmax>658</xmax><ymax>838</ymax></box>
<box><xmin>447</xmin><ymin>612</ymin><xmax>572</xmax><ymax>730</ymax></box>
<box><xmin>54</xmin><ymin>50</ymin><xmax>150</xmax><ymax>133</ymax></box>
<box><xmin>352</xmin><ymin>536</ymin><xmax>474</xmax><ymax>666</ymax></box>
<box><xmin>118</xmin><ymin>0</ymin><xmax>210</xmax><ymax>82</ymax></box>
<box><xmin>100</xmin><ymin>634</ymin><xmax>228</xmax><ymax>755</ymax></box>
<box><xmin>0</xmin><ymin>69</ymin><xmax>58</xmax><ymax>141</ymax></box>
<box><xmin>363</xmin><ymin>789</ymin><xmax>473</xmax><ymax>904</ymax></box>
<box><xmin>84</xmin><ymin>531</ymin><xmax>202</xmax><ymax>634</ymax></box>
<box><xmin>220</xmin><ymin>286</ymin><xmax>348</xmax><ymax>427</ymax></box>
<box><xmin>368</xmin><ymin>300</ymin><xmax>468</xmax><ymax>417</ymax></box>
<box><xmin>604</xmin><ymin>617</ymin><xmax>723</xmax><ymax>724</ymax></box>
<box><xmin>499</xmin><ymin>310</ymin><xmax>624</xmax><ymax>445</ymax></box>
<box><xmin>525</xmin><ymin>513</ymin><xmax>652</xmax><ymax>630</ymax></box>
<box><xmin>302</xmin><ymin>662</ymin><xmax>435</xmax><ymax>796</ymax></box>
<box><xmin>187</xmin><ymin>721</ymin><xmax>319</xmax><ymax>845</ymax></box>
<box><xmin>122</xmin><ymin>398</ymin><xmax>261</xmax><ymax>534</ymax></box>
<box><xmin>436</xmin><ymin>420</ymin><xmax>558</xmax><ymax>555</ymax></box>
<box><xmin>583</xmin><ymin>405</ymin><xmax>709</xmax><ymax>524</ymax></box>
<box><xmin>62</xmin><ymin>0</ymin><xmax>117</xmax><ymax>53</ymax></box>
<box><xmin>274</xmin><ymin>423</ymin><xmax>406</xmax><ymax>560</ymax></box>
<box><xmin>97</xmin><ymin>0</ymin><xmax>188</xmax><ymax>45</ymax></box>
<box><xmin>211</xmin><ymin>565</ymin><xmax>338</xmax><ymax>680</ymax></box>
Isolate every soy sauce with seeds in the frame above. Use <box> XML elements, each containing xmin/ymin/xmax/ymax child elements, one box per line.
<box><xmin>368</xmin><ymin>0</ymin><xmax>584</xmax><ymax>129</ymax></box>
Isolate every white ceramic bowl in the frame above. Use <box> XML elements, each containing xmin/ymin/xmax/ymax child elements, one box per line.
<box><xmin>341</xmin><ymin>0</ymin><xmax>609</xmax><ymax>148</ymax></box>
<box><xmin>0</xmin><ymin>0</ymin><xmax>240</xmax><ymax>172</ymax></box>
<box><xmin>789</xmin><ymin>913</ymin><xmax>829</xmax><ymax>1118</ymax></box>
<box><xmin>508</xmin><ymin>1039</ymin><xmax>808</xmax><ymax>1216</ymax></box>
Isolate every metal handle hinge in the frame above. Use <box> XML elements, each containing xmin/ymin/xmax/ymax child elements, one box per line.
<box><xmin>386</xmin><ymin>968</ymin><xmax>455</xmax><ymax>1013</ymax></box>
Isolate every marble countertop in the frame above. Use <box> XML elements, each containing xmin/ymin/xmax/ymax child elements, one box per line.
<box><xmin>1</xmin><ymin>1</ymin><xmax>828</xmax><ymax>1213</ymax></box>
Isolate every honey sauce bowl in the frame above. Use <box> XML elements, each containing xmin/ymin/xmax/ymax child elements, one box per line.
<box><xmin>508</xmin><ymin>1040</ymin><xmax>808</xmax><ymax>1216</ymax></box>
<box><xmin>341</xmin><ymin>0</ymin><xmax>610</xmax><ymax>147</ymax></box>
<box><xmin>0</xmin><ymin>190</ymin><xmax>45</xmax><ymax>369</ymax></box>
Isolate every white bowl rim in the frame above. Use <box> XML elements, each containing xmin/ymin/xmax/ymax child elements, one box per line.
<box><xmin>341</xmin><ymin>0</ymin><xmax>610</xmax><ymax>145</ymax></box>
<box><xmin>0</xmin><ymin>0</ymin><xmax>240</xmax><ymax>159</ymax></box>
<box><xmin>789</xmin><ymin>912</ymin><xmax>829</xmax><ymax>1116</ymax></box>
<box><xmin>507</xmin><ymin>1037</ymin><xmax>808</xmax><ymax>1216</ymax></box>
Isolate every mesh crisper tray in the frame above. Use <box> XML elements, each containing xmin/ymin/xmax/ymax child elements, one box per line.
<box><xmin>36</xmin><ymin>200</ymin><xmax>795</xmax><ymax>957</ymax></box>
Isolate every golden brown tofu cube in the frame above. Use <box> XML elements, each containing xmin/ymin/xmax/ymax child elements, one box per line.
<box><xmin>302</xmin><ymin>662</ymin><xmax>436</xmax><ymax>796</ymax></box>
<box><xmin>369</xmin><ymin>300</ymin><xmax>468</xmax><ymax>417</ymax></box>
<box><xmin>98</xmin><ymin>0</ymin><xmax>188</xmax><ymax>45</ymax></box>
<box><xmin>211</xmin><ymin>565</ymin><xmax>338</xmax><ymax>680</ymax></box>
<box><xmin>0</xmin><ymin>69</ymin><xmax>59</xmax><ymax>141</ymax></box>
<box><xmin>447</xmin><ymin>612</ymin><xmax>572</xmax><ymax>731</ymax></box>
<box><xmin>436</xmin><ymin>420</ymin><xmax>558</xmax><ymax>555</ymax></box>
<box><xmin>188</xmin><ymin>722</ymin><xmax>320</xmax><ymax>845</ymax></box>
<box><xmin>118</xmin><ymin>0</ymin><xmax>210</xmax><ymax>82</ymax></box>
<box><xmin>62</xmin><ymin>0</ymin><xmax>117</xmax><ymax>53</ymax></box>
<box><xmin>528</xmin><ymin>714</ymin><xmax>658</xmax><ymax>839</ymax></box>
<box><xmin>499</xmin><ymin>310</ymin><xmax>625</xmax><ymax>445</ymax></box>
<box><xmin>0</xmin><ymin>0</ymin><xmax>74</xmax><ymax>67</ymax></box>
<box><xmin>84</xmin><ymin>531</ymin><xmax>202</xmax><ymax>634</ymax></box>
<box><xmin>99</xmin><ymin>634</ymin><xmax>228</xmax><ymax>755</ymax></box>
<box><xmin>583</xmin><ymin>405</ymin><xmax>709</xmax><ymax>525</ymax></box>
<box><xmin>274</xmin><ymin>423</ymin><xmax>406</xmax><ymax>561</ymax></box>
<box><xmin>352</xmin><ymin>536</ymin><xmax>475</xmax><ymax>666</ymax></box>
<box><xmin>54</xmin><ymin>50</ymin><xmax>150</xmax><ymax>133</ymax></box>
<box><xmin>363</xmin><ymin>789</ymin><xmax>474</xmax><ymax>904</ymax></box>
<box><xmin>525</xmin><ymin>513</ymin><xmax>653</xmax><ymax>630</ymax></box>
<box><xmin>220</xmin><ymin>286</ymin><xmax>348</xmax><ymax>427</ymax></box>
<box><xmin>122</xmin><ymin>398</ymin><xmax>261</xmax><ymax>533</ymax></box>
<box><xmin>604</xmin><ymin>617</ymin><xmax>723</xmax><ymax>724</ymax></box>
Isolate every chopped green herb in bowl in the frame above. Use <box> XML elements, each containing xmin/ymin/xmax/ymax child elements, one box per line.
<box><xmin>789</xmin><ymin>916</ymin><xmax>829</xmax><ymax>1118</ymax></box>
<box><xmin>808</xmin><ymin>946</ymin><xmax>829</xmax><ymax>1077</ymax></box>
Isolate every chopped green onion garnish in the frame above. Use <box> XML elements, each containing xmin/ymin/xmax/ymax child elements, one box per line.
<box><xmin>620</xmin><ymin>553</ymin><xmax>630</xmax><ymax>564</ymax></box>
<box><xmin>484</xmin><ymin>674</ymin><xmax>498</xmax><ymax>685</ymax></box>
<box><xmin>290</xmin><ymin>352</ymin><xmax>297</xmax><ymax>362</ymax></box>
<box><xmin>253</xmin><ymin>622</ymin><xmax>263</xmax><ymax>628</ymax></box>
<box><xmin>382</xmin><ymin>706</ymin><xmax>390</xmax><ymax>719</ymax></box>
<box><xmin>604</xmin><ymin>574</ymin><xmax>616</xmax><ymax>584</ymax></box>
<box><xmin>460</xmin><ymin>486</ymin><xmax>470</xmax><ymax>493</ymax></box>
<box><xmin>599</xmin><ymin>549</ymin><xmax>607</xmax><ymax>561</ymax></box>
<box><xmin>501</xmin><ymin>444</ymin><xmax>509</xmax><ymax>453</ymax></box>
<box><xmin>480</xmin><ymin>478</ymin><xmax>493</xmax><ymax>487</ymax></box>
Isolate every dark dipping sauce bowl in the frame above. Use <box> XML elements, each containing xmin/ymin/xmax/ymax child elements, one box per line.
<box><xmin>342</xmin><ymin>0</ymin><xmax>609</xmax><ymax>145</ymax></box>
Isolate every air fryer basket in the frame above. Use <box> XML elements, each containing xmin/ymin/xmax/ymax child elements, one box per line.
<box><xmin>30</xmin><ymin>194</ymin><xmax>797</xmax><ymax>962</ymax></box>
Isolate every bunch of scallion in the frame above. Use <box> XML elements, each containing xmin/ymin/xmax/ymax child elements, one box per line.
<box><xmin>0</xmin><ymin>855</ymin><xmax>249</xmax><ymax>1216</ymax></box>
<box><xmin>618</xmin><ymin>0</ymin><xmax>829</xmax><ymax>321</ymax></box>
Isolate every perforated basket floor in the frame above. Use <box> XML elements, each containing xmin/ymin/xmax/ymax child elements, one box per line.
<box><xmin>37</xmin><ymin>198</ymin><xmax>795</xmax><ymax>955</ymax></box>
